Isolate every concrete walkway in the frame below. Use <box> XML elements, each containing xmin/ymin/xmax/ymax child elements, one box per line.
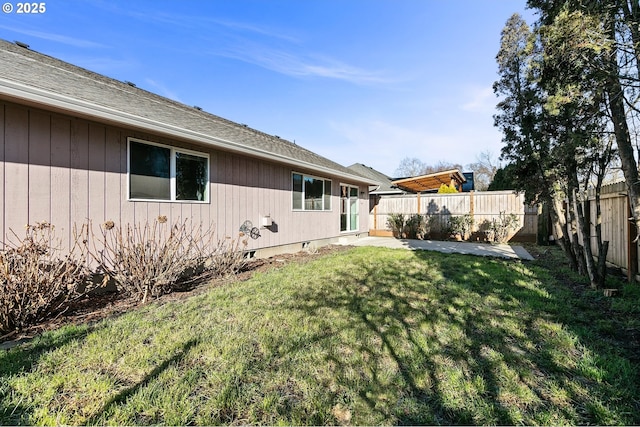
<box><xmin>343</xmin><ymin>236</ymin><xmax>534</xmax><ymax>261</ymax></box>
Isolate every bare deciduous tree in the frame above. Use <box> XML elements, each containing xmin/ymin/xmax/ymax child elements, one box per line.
<box><xmin>465</xmin><ymin>150</ymin><xmax>500</xmax><ymax>191</ymax></box>
<box><xmin>394</xmin><ymin>157</ymin><xmax>463</xmax><ymax>178</ymax></box>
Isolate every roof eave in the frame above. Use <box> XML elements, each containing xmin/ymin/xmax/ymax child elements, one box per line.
<box><xmin>371</xmin><ymin>190</ymin><xmax>404</xmax><ymax>195</ymax></box>
<box><xmin>392</xmin><ymin>169</ymin><xmax>466</xmax><ymax>186</ymax></box>
<box><xmin>0</xmin><ymin>78</ymin><xmax>376</xmax><ymax>186</ymax></box>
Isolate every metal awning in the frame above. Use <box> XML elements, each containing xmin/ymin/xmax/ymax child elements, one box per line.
<box><xmin>391</xmin><ymin>169</ymin><xmax>466</xmax><ymax>193</ymax></box>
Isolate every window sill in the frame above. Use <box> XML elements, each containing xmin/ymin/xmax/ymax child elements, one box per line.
<box><xmin>127</xmin><ymin>198</ymin><xmax>210</xmax><ymax>204</ymax></box>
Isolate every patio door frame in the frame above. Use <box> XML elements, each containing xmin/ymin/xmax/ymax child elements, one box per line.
<box><xmin>340</xmin><ymin>184</ymin><xmax>359</xmax><ymax>232</ymax></box>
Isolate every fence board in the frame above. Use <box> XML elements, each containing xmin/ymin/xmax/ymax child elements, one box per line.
<box><xmin>370</xmin><ymin>191</ymin><xmax>537</xmax><ymax>242</ymax></box>
<box><xmin>587</xmin><ymin>182</ymin><xmax>634</xmax><ymax>274</ymax></box>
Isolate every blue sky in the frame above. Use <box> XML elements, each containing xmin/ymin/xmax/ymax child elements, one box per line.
<box><xmin>1</xmin><ymin>0</ymin><xmax>534</xmax><ymax>177</ymax></box>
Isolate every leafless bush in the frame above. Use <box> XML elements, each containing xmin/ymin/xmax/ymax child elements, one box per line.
<box><xmin>0</xmin><ymin>222</ymin><xmax>90</xmax><ymax>333</ymax></box>
<box><xmin>201</xmin><ymin>236</ymin><xmax>249</xmax><ymax>278</ymax></box>
<box><xmin>90</xmin><ymin>218</ymin><xmax>247</xmax><ymax>303</ymax></box>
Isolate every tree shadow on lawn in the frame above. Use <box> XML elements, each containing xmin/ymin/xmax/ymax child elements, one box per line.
<box><xmin>2</xmin><ymin>331</ymin><xmax>200</xmax><ymax>425</ymax></box>
<box><xmin>84</xmin><ymin>338</ymin><xmax>199</xmax><ymax>425</ymax></box>
<box><xmin>0</xmin><ymin>323</ymin><xmax>102</xmax><ymax>424</ymax></box>
<box><xmin>286</xmin><ymin>249</ymin><xmax>639</xmax><ymax>425</ymax></box>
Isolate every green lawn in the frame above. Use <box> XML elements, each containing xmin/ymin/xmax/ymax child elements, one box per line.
<box><xmin>1</xmin><ymin>246</ymin><xmax>639</xmax><ymax>425</ymax></box>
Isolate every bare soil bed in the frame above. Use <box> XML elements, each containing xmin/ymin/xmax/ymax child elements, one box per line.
<box><xmin>1</xmin><ymin>245</ymin><xmax>354</xmax><ymax>349</ymax></box>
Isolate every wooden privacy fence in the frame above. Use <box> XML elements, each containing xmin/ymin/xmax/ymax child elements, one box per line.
<box><xmin>586</xmin><ymin>181</ymin><xmax>639</xmax><ymax>281</ymax></box>
<box><xmin>369</xmin><ymin>191</ymin><xmax>538</xmax><ymax>242</ymax></box>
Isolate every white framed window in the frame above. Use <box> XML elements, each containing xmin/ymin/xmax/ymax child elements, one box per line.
<box><xmin>292</xmin><ymin>172</ymin><xmax>331</xmax><ymax>211</ymax></box>
<box><xmin>128</xmin><ymin>137</ymin><xmax>209</xmax><ymax>203</ymax></box>
<box><xmin>340</xmin><ymin>184</ymin><xmax>359</xmax><ymax>232</ymax></box>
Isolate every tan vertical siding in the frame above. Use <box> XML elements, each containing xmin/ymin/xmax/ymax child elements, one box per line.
<box><xmin>0</xmin><ymin>104</ymin><xmax>4</xmax><ymax>248</ymax></box>
<box><xmin>119</xmin><ymin>131</ymin><xmax>135</xmax><ymax>228</ymax></box>
<box><xmin>237</xmin><ymin>156</ymin><xmax>247</xmax><ymax>235</ymax></box>
<box><xmin>206</xmin><ymin>150</ymin><xmax>217</xmax><ymax>238</ymax></box>
<box><xmin>104</xmin><ymin>128</ymin><xmax>121</xmax><ymax>225</ymax></box>
<box><xmin>4</xmin><ymin>105</ymin><xmax>29</xmax><ymax>240</ymax></box>
<box><xmin>270</xmin><ymin>163</ymin><xmax>280</xmax><ymax>247</ymax></box>
<box><xmin>224</xmin><ymin>152</ymin><xmax>234</xmax><ymax>237</ymax></box>
<box><xmin>28</xmin><ymin>111</ymin><xmax>51</xmax><ymax>227</ymax></box>
<box><xmin>231</xmin><ymin>155</ymin><xmax>240</xmax><ymax>240</ymax></box>
<box><xmin>0</xmin><ymin>101</ymin><xmax>369</xmax><ymax>254</ymax></box>
<box><xmin>51</xmin><ymin>116</ymin><xmax>71</xmax><ymax>247</ymax></box>
<box><xmin>70</xmin><ymin>120</ymin><xmax>89</xmax><ymax>230</ymax></box>
<box><xmin>88</xmin><ymin>124</ymin><xmax>106</xmax><ymax>225</ymax></box>
<box><xmin>244</xmin><ymin>157</ymin><xmax>258</xmax><ymax>250</ymax></box>
<box><xmin>213</xmin><ymin>152</ymin><xmax>224</xmax><ymax>236</ymax></box>
<box><xmin>259</xmin><ymin>161</ymin><xmax>272</xmax><ymax>248</ymax></box>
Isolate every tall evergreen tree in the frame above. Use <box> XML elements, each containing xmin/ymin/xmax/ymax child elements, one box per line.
<box><xmin>494</xmin><ymin>10</ymin><xmax>615</xmax><ymax>286</ymax></box>
<box><xmin>528</xmin><ymin>0</ymin><xmax>640</xmax><ymax>241</ymax></box>
<box><xmin>494</xmin><ymin>13</ymin><xmax>579</xmax><ymax>270</ymax></box>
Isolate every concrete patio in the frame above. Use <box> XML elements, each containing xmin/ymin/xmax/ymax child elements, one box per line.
<box><xmin>342</xmin><ymin>236</ymin><xmax>535</xmax><ymax>261</ymax></box>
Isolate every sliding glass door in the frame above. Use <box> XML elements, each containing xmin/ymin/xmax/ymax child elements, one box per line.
<box><xmin>340</xmin><ymin>185</ymin><xmax>359</xmax><ymax>232</ymax></box>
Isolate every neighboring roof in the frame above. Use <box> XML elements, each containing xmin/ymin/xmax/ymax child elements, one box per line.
<box><xmin>0</xmin><ymin>39</ymin><xmax>374</xmax><ymax>185</ymax></box>
<box><xmin>347</xmin><ymin>163</ymin><xmax>403</xmax><ymax>194</ymax></box>
<box><xmin>392</xmin><ymin>169</ymin><xmax>466</xmax><ymax>193</ymax></box>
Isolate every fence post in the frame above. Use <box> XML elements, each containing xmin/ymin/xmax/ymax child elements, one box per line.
<box><xmin>627</xmin><ymin>196</ymin><xmax>638</xmax><ymax>282</ymax></box>
<box><xmin>469</xmin><ymin>190</ymin><xmax>476</xmax><ymax>228</ymax></box>
<box><xmin>373</xmin><ymin>202</ymin><xmax>378</xmax><ymax>231</ymax></box>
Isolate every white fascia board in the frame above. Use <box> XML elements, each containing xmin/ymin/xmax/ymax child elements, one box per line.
<box><xmin>0</xmin><ymin>79</ymin><xmax>376</xmax><ymax>186</ymax></box>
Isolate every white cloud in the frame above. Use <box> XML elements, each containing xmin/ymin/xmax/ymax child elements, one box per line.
<box><xmin>0</xmin><ymin>25</ymin><xmax>105</xmax><ymax>48</ymax></box>
<box><xmin>322</xmin><ymin>118</ymin><xmax>504</xmax><ymax>177</ymax></box>
<box><xmin>461</xmin><ymin>86</ymin><xmax>497</xmax><ymax>113</ymax></box>
<box><xmin>209</xmin><ymin>18</ymin><xmax>300</xmax><ymax>43</ymax></box>
<box><xmin>211</xmin><ymin>44</ymin><xmax>390</xmax><ymax>85</ymax></box>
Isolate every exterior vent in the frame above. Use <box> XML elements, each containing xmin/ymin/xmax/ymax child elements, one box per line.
<box><xmin>124</xmin><ymin>81</ymin><xmax>136</xmax><ymax>87</ymax></box>
<box><xmin>193</xmin><ymin>106</ymin><xmax>202</xmax><ymax>111</ymax></box>
<box><xmin>15</xmin><ymin>41</ymin><xmax>30</xmax><ymax>49</ymax></box>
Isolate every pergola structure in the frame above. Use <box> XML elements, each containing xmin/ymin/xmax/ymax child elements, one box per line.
<box><xmin>391</xmin><ymin>169</ymin><xmax>466</xmax><ymax>193</ymax></box>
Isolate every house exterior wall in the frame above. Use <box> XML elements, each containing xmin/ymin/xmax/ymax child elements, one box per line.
<box><xmin>0</xmin><ymin>101</ymin><xmax>368</xmax><ymax>256</ymax></box>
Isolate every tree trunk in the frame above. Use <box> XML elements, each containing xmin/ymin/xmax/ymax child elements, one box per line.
<box><xmin>621</xmin><ymin>0</ymin><xmax>640</xmax><ymax>81</ymax></box>
<box><xmin>567</xmin><ymin>187</ymin><xmax>586</xmax><ymax>276</ymax></box>
<box><xmin>604</xmin><ymin>17</ymin><xmax>640</xmax><ymax>242</ymax></box>
<box><xmin>565</xmin><ymin>156</ymin><xmax>586</xmax><ymax>275</ymax></box>
<box><xmin>537</xmin><ymin>202</ymin><xmax>550</xmax><ymax>245</ymax></box>
<box><xmin>593</xmin><ymin>160</ymin><xmax>609</xmax><ymax>287</ymax></box>
<box><xmin>547</xmin><ymin>194</ymin><xmax>579</xmax><ymax>271</ymax></box>
<box><xmin>574</xmin><ymin>189</ymin><xmax>600</xmax><ymax>287</ymax></box>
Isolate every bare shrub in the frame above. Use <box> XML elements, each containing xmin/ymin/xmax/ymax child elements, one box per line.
<box><xmin>90</xmin><ymin>218</ymin><xmax>247</xmax><ymax>303</ymax></box>
<box><xmin>0</xmin><ymin>222</ymin><xmax>90</xmax><ymax>333</ymax></box>
<box><xmin>201</xmin><ymin>237</ymin><xmax>248</xmax><ymax>278</ymax></box>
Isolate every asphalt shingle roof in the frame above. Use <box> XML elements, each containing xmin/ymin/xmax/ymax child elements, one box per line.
<box><xmin>347</xmin><ymin>163</ymin><xmax>402</xmax><ymax>194</ymax></box>
<box><xmin>0</xmin><ymin>39</ymin><xmax>373</xmax><ymax>184</ymax></box>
